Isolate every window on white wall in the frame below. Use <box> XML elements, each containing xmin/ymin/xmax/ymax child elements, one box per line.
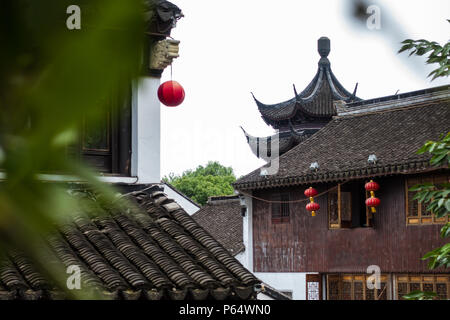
<box><xmin>306</xmin><ymin>274</ymin><xmax>322</xmax><ymax>300</ymax></box>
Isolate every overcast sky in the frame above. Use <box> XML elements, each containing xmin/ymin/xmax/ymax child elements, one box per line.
<box><xmin>160</xmin><ymin>0</ymin><xmax>449</xmax><ymax>178</ymax></box>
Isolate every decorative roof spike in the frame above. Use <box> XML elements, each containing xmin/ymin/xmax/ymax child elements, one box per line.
<box><xmin>352</xmin><ymin>83</ymin><xmax>359</xmax><ymax>97</ymax></box>
<box><xmin>318</xmin><ymin>36</ymin><xmax>330</xmax><ymax>58</ymax></box>
<box><xmin>318</xmin><ymin>37</ymin><xmax>331</xmax><ymax>66</ymax></box>
<box><xmin>293</xmin><ymin>84</ymin><xmax>298</xmax><ymax>97</ymax></box>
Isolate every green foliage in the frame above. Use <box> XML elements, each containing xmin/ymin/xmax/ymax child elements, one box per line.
<box><xmin>416</xmin><ymin>132</ymin><xmax>450</xmax><ymax>167</ymax></box>
<box><xmin>409</xmin><ymin>182</ymin><xmax>450</xmax><ymax>218</ymax></box>
<box><xmin>409</xmin><ymin>132</ymin><xmax>450</xmax><ymax>272</ymax></box>
<box><xmin>398</xmin><ymin>22</ymin><xmax>450</xmax><ymax>81</ymax></box>
<box><xmin>421</xmin><ymin>242</ymin><xmax>450</xmax><ymax>269</ymax></box>
<box><xmin>0</xmin><ymin>0</ymin><xmax>145</xmax><ymax>298</ymax></box>
<box><xmin>400</xmin><ymin>22</ymin><xmax>450</xmax><ymax>300</ymax></box>
<box><xmin>163</xmin><ymin>161</ymin><xmax>236</xmax><ymax>206</ymax></box>
<box><xmin>403</xmin><ymin>290</ymin><xmax>437</xmax><ymax>300</ymax></box>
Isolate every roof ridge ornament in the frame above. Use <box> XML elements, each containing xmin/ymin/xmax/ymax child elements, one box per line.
<box><xmin>318</xmin><ymin>37</ymin><xmax>330</xmax><ymax>57</ymax></box>
<box><xmin>318</xmin><ymin>36</ymin><xmax>330</xmax><ymax>66</ymax></box>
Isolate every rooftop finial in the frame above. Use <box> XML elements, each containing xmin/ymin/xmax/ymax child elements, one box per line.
<box><xmin>318</xmin><ymin>37</ymin><xmax>330</xmax><ymax>58</ymax></box>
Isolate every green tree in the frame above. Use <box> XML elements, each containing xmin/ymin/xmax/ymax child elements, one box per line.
<box><xmin>398</xmin><ymin>21</ymin><xmax>450</xmax><ymax>81</ymax></box>
<box><xmin>403</xmin><ymin>133</ymin><xmax>450</xmax><ymax>300</ymax></box>
<box><xmin>399</xmin><ymin>27</ymin><xmax>450</xmax><ymax>300</ymax></box>
<box><xmin>163</xmin><ymin>161</ymin><xmax>237</xmax><ymax>206</ymax></box>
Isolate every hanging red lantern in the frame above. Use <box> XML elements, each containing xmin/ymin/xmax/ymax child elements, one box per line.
<box><xmin>306</xmin><ymin>202</ymin><xmax>320</xmax><ymax>216</ymax></box>
<box><xmin>158</xmin><ymin>80</ymin><xmax>185</xmax><ymax>107</ymax></box>
<box><xmin>365</xmin><ymin>197</ymin><xmax>380</xmax><ymax>208</ymax></box>
<box><xmin>365</xmin><ymin>180</ymin><xmax>380</xmax><ymax>213</ymax></box>
<box><xmin>304</xmin><ymin>187</ymin><xmax>319</xmax><ymax>216</ymax></box>
<box><xmin>365</xmin><ymin>181</ymin><xmax>379</xmax><ymax>192</ymax></box>
<box><xmin>304</xmin><ymin>187</ymin><xmax>318</xmax><ymax>198</ymax></box>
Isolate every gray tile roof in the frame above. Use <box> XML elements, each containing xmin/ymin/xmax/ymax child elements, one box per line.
<box><xmin>235</xmin><ymin>99</ymin><xmax>450</xmax><ymax>190</ymax></box>
<box><xmin>193</xmin><ymin>196</ymin><xmax>244</xmax><ymax>256</ymax></box>
<box><xmin>0</xmin><ymin>186</ymin><xmax>259</xmax><ymax>300</ymax></box>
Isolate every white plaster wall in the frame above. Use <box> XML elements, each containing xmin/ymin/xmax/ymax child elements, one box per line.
<box><xmin>131</xmin><ymin>77</ymin><xmax>161</xmax><ymax>184</ymax></box>
<box><xmin>162</xmin><ymin>184</ymin><xmax>200</xmax><ymax>215</ymax></box>
<box><xmin>257</xmin><ymin>292</ymin><xmax>274</xmax><ymax>300</ymax></box>
<box><xmin>235</xmin><ymin>250</ymin><xmax>246</xmax><ymax>266</ymax></box>
<box><xmin>255</xmin><ymin>272</ymin><xmax>309</xmax><ymax>300</ymax></box>
<box><xmin>241</xmin><ymin>194</ymin><xmax>253</xmax><ymax>271</ymax></box>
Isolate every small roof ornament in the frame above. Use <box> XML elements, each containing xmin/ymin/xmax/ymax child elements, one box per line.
<box><xmin>368</xmin><ymin>154</ymin><xmax>378</xmax><ymax>164</ymax></box>
<box><xmin>318</xmin><ymin>36</ymin><xmax>330</xmax><ymax>58</ymax></box>
<box><xmin>318</xmin><ymin>37</ymin><xmax>330</xmax><ymax>65</ymax></box>
<box><xmin>309</xmin><ymin>162</ymin><xmax>320</xmax><ymax>171</ymax></box>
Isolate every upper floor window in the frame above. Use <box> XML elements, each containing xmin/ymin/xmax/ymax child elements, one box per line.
<box><xmin>406</xmin><ymin>174</ymin><xmax>449</xmax><ymax>225</ymax></box>
<box><xmin>328</xmin><ymin>182</ymin><xmax>373</xmax><ymax>229</ymax></box>
<box><xmin>67</xmin><ymin>89</ymin><xmax>131</xmax><ymax>176</ymax></box>
<box><xmin>271</xmin><ymin>193</ymin><xmax>290</xmax><ymax>224</ymax></box>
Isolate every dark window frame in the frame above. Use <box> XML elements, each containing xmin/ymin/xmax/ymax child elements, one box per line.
<box><xmin>75</xmin><ymin>86</ymin><xmax>132</xmax><ymax>176</ymax></box>
<box><xmin>306</xmin><ymin>274</ymin><xmax>322</xmax><ymax>300</ymax></box>
<box><xmin>271</xmin><ymin>193</ymin><xmax>290</xmax><ymax>224</ymax></box>
<box><xmin>328</xmin><ymin>182</ymin><xmax>373</xmax><ymax>229</ymax></box>
<box><xmin>406</xmin><ymin>174</ymin><xmax>449</xmax><ymax>226</ymax></box>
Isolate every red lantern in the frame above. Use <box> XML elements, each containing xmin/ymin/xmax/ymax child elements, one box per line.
<box><xmin>365</xmin><ymin>197</ymin><xmax>380</xmax><ymax>208</ymax></box>
<box><xmin>304</xmin><ymin>186</ymin><xmax>319</xmax><ymax>216</ymax></box>
<box><xmin>306</xmin><ymin>202</ymin><xmax>320</xmax><ymax>212</ymax></box>
<box><xmin>365</xmin><ymin>180</ymin><xmax>380</xmax><ymax>213</ymax></box>
<box><xmin>365</xmin><ymin>181</ymin><xmax>380</xmax><ymax>192</ymax></box>
<box><xmin>158</xmin><ymin>80</ymin><xmax>185</xmax><ymax>107</ymax></box>
<box><xmin>304</xmin><ymin>187</ymin><xmax>318</xmax><ymax>198</ymax></box>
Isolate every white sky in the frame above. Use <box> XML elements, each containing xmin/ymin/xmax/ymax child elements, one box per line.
<box><xmin>160</xmin><ymin>0</ymin><xmax>450</xmax><ymax>178</ymax></box>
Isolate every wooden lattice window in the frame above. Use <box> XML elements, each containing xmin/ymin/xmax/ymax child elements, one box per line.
<box><xmin>306</xmin><ymin>274</ymin><xmax>322</xmax><ymax>300</ymax></box>
<box><xmin>406</xmin><ymin>174</ymin><xmax>449</xmax><ymax>225</ymax></box>
<box><xmin>328</xmin><ymin>184</ymin><xmax>352</xmax><ymax>229</ymax></box>
<box><xmin>396</xmin><ymin>274</ymin><xmax>450</xmax><ymax>300</ymax></box>
<box><xmin>329</xmin><ymin>183</ymin><xmax>372</xmax><ymax>229</ymax></box>
<box><xmin>327</xmin><ymin>274</ymin><xmax>389</xmax><ymax>300</ymax></box>
<box><xmin>271</xmin><ymin>193</ymin><xmax>290</xmax><ymax>224</ymax></box>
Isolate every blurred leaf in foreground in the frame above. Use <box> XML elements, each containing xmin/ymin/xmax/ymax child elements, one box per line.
<box><xmin>0</xmin><ymin>0</ymin><xmax>145</xmax><ymax>298</ymax></box>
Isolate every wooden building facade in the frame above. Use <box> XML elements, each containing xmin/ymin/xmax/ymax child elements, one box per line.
<box><xmin>235</xmin><ymin>80</ymin><xmax>450</xmax><ymax>299</ymax></box>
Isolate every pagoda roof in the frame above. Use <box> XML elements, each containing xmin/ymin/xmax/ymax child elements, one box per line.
<box><xmin>240</xmin><ymin>126</ymin><xmax>317</xmax><ymax>159</ymax></box>
<box><xmin>253</xmin><ymin>37</ymin><xmax>361</xmax><ymax>128</ymax></box>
